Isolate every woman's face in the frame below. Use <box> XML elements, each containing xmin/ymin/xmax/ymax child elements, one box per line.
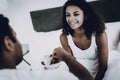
<box><xmin>66</xmin><ymin>5</ymin><xmax>84</xmax><ymax>29</ymax></box>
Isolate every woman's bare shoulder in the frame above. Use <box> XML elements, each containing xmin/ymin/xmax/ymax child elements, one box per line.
<box><xmin>60</xmin><ymin>33</ymin><xmax>67</xmax><ymax>41</ymax></box>
<box><xmin>60</xmin><ymin>33</ymin><xmax>69</xmax><ymax>46</ymax></box>
<box><xmin>95</xmin><ymin>31</ymin><xmax>108</xmax><ymax>46</ymax></box>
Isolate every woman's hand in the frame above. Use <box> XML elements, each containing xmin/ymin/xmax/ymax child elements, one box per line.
<box><xmin>50</xmin><ymin>47</ymin><xmax>71</xmax><ymax>64</ymax></box>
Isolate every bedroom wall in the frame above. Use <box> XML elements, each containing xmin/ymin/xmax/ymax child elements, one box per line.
<box><xmin>30</xmin><ymin>0</ymin><xmax>120</xmax><ymax>32</ymax></box>
<box><xmin>0</xmin><ymin>0</ymin><xmax>67</xmax><ymax>43</ymax></box>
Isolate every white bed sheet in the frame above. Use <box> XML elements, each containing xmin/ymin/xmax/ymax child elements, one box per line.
<box><xmin>0</xmin><ymin>68</ymin><xmax>78</xmax><ymax>80</ymax></box>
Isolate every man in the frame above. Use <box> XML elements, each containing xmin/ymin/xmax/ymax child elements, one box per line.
<box><xmin>0</xmin><ymin>14</ymin><xmax>23</xmax><ymax>69</ymax></box>
<box><xmin>0</xmin><ymin>14</ymin><xmax>78</xmax><ymax>80</ymax></box>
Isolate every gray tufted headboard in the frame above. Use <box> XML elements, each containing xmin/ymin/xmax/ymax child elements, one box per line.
<box><xmin>30</xmin><ymin>0</ymin><xmax>120</xmax><ymax>32</ymax></box>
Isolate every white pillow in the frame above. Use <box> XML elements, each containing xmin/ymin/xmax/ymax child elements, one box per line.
<box><xmin>105</xmin><ymin>22</ymin><xmax>120</xmax><ymax>51</ymax></box>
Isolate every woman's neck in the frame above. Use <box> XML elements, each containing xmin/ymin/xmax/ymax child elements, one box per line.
<box><xmin>73</xmin><ymin>28</ymin><xmax>85</xmax><ymax>37</ymax></box>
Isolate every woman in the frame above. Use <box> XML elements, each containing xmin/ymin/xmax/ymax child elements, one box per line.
<box><xmin>52</xmin><ymin>0</ymin><xmax>108</xmax><ymax>80</ymax></box>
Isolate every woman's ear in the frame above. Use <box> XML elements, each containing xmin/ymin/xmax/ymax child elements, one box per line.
<box><xmin>4</xmin><ymin>36</ymin><xmax>15</xmax><ymax>52</ymax></box>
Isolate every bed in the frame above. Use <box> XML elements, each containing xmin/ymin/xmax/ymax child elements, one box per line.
<box><xmin>27</xmin><ymin>22</ymin><xmax>120</xmax><ymax>80</ymax></box>
<box><xmin>29</xmin><ymin>0</ymin><xmax>120</xmax><ymax>79</ymax></box>
<box><xmin>28</xmin><ymin>0</ymin><xmax>120</xmax><ymax>80</ymax></box>
<box><xmin>1</xmin><ymin>22</ymin><xmax>120</xmax><ymax>80</ymax></box>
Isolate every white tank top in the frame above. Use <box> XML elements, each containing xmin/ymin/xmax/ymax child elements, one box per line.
<box><xmin>67</xmin><ymin>35</ymin><xmax>98</xmax><ymax>77</ymax></box>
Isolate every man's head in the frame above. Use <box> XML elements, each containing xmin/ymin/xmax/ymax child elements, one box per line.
<box><xmin>0</xmin><ymin>14</ymin><xmax>23</xmax><ymax>69</ymax></box>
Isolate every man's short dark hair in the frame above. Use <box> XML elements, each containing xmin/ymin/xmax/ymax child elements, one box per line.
<box><xmin>0</xmin><ymin>14</ymin><xmax>16</xmax><ymax>53</ymax></box>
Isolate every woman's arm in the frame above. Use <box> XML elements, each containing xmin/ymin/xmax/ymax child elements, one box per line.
<box><xmin>53</xmin><ymin>33</ymin><xmax>94</xmax><ymax>80</ymax></box>
<box><xmin>60</xmin><ymin>33</ymin><xmax>73</xmax><ymax>55</ymax></box>
<box><xmin>95</xmin><ymin>31</ymin><xmax>108</xmax><ymax>80</ymax></box>
<box><xmin>53</xmin><ymin>47</ymin><xmax>94</xmax><ymax>80</ymax></box>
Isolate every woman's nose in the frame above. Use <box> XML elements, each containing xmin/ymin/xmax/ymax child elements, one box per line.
<box><xmin>69</xmin><ymin>15</ymin><xmax>75</xmax><ymax>21</ymax></box>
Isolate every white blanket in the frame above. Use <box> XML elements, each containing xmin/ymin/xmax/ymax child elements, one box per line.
<box><xmin>0</xmin><ymin>68</ymin><xmax>78</xmax><ymax>80</ymax></box>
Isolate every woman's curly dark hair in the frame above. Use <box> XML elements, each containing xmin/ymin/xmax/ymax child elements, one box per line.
<box><xmin>62</xmin><ymin>0</ymin><xmax>105</xmax><ymax>39</ymax></box>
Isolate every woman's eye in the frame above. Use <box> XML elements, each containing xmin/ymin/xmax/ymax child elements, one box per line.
<box><xmin>66</xmin><ymin>14</ymin><xmax>70</xmax><ymax>17</ymax></box>
<box><xmin>74</xmin><ymin>14</ymin><xmax>79</xmax><ymax>16</ymax></box>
